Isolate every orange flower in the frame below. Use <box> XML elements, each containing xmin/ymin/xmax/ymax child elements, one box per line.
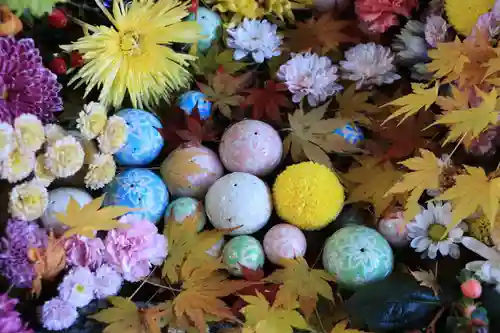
<box><xmin>0</xmin><ymin>5</ymin><xmax>22</xmax><ymax>36</ymax></box>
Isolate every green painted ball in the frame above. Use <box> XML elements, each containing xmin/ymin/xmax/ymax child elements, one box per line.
<box><xmin>223</xmin><ymin>235</ymin><xmax>265</xmax><ymax>276</ymax></box>
<box><xmin>322</xmin><ymin>225</ymin><xmax>394</xmax><ymax>289</ymax></box>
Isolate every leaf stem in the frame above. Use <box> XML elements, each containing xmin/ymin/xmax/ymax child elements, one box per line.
<box><xmin>314</xmin><ymin>307</ymin><xmax>327</xmax><ymax>333</ymax></box>
<box><xmin>144</xmin><ymin>279</ymin><xmax>182</xmax><ymax>293</ymax></box>
<box><xmin>129</xmin><ymin>266</ymin><xmax>156</xmax><ymax>300</ymax></box>
<box><xmin>445</xmin><ymin>133</ymin><xmax>466</xmax><ymax>163</ymax></box>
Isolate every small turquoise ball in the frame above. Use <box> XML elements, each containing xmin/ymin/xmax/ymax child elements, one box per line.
<box><xmin>332</xmin><ymin>123</ymin><xmax>364</xmax><ymax>145</ymax></box>
<box><xmin>104</xmin><ymin>168</ymin><xmax>169</xmax><ymax>223</ymax></box>
<box><xmin>223</xmin><ymin>235</ymin><xmax>265</xmax><ymax>276</ymax></box>
<box><xmin>322</xmin><ymin>225</ymin><xmax>394</xmax><ymax>289</ymax></box>
<box><xmin>187</xmin><ymin>7</ymin><xmax>222</xmax><ymax>52</ymax></box>
<box><xmin>164</xmin><ymin>197</ymin><xmax>206</xmax><ymax>232</ymax></box>
<box><xmin>177</xmin><ymin>91</ymin><xmax>212</xmax><ymax>120</ymax></box>
<box><xmin>114</xmin><ymin>109</ymin><xmax>164</xmax><ymax>166</ymax></box>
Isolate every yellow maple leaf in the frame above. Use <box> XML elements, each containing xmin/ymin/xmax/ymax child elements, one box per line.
<box><xmin>436</xmin><ymin>84</ymin><xmax>469</xmax><ymax>113</ymax></box>
<box><xmin>386</xmin><ymin>149</ymin><xmax>443</xmax><ymax>221</ymax></box>
<box><xmin>427</xmin><ymin>38</ymin><xmax>470</xmax><ymax>82</ymax></box>
<box><xmin>264</xmin><ymin>257</ymin><xmax>335</xmax><ymax>318</ymax></box>
<box><xmin>335</xmin><ymin>85</ymin><xmax>380</xmax><ymax>126</ymax></box>
<box><xmin>436</xmin><ymin>166</ymin><xmax>500</xmax><ymax>231</ymax></box>
<box><xmin>383</xmin><ymin>82</ymin><xmax>440</xmax><ymax>124</ymax></box>
<box><xmin>240</xmin><ymin>292</ymin><xmax>309</xmax><ymax>333</ymax></box>
<box><xmin>431</xmin><ymin>88</ymin><xmax>499</xmax><ymax>144</ymax></box>
<box><xmin>343</xmin><ymin>157</ymin><xmax>404</xmax><ymax>217</ymax></box>
<box><xmin>330</xmin><ymin>320</ymin><xmax>371</xmax><ymax>333</ymax></box>
<box><xmin>55</xmin><ymin>195</ymin><xmax>138</xmax><ymax>238</ymax></box>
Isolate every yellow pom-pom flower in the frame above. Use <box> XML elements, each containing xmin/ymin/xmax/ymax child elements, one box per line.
<box><xmin>84</xmin><ymin>153</ymin><xmax>116</xmax><ymax>190</ymax></box>
<box><xmin>14</xmin><ymin>114</ymin><xmax>45</xmax><ymax>153</ymax></box>
<box><xmin>273</xmin><ymin>162</ymin><xmax>344</xmax><ymax>230</ymax></box>
<box><xmin>0</xmin><ymin>122</ymin><xmax>14</xmax><ymax>160</ymax></box>
<box><xmin>445</xmin><ymin>0</ymin><xmax>495</xmax><ymax>35</ymax></box>
<box><xmin>9</xmin><ymin>180</ymin><xmax>48</xmax><ymax>221</ymax></box>
<box><xmin>97</xmin><ymin>115</ymin><xmax>128</xmax><ymax>154</ymax></box>
<box><xmin>1</xmin><ymin>146</ymin><xmax>35</xmax><ymax>183</ymax></box>
<box><xmin>77</xmin><ymin>102</ymin><xmax>108</xmax><ymax>140</ymax></box>
<box><xmin>45</xmin><ymin>136</ymin><xmax>85</xmax><ymax>178</ymax></box>
<box><xmin>61</xmin><ymin>0</ymin><xmax>203</xmax><ymax>109</ymax></box>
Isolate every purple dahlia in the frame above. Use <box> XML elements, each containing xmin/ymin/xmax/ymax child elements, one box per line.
<box><xmin>0</xmin><ymin>37</ymin><xmax>63</xmax><ymax>124</ymax></box>
<box><xmin>0</xmin><ymin>294</ymin><xmax>33</xmax><ymax>333</ymax></box>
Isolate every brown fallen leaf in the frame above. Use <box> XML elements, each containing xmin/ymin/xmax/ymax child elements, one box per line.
<box><xmin>409</xmin><ymin>268</ymin><xmax>440</xmax><ymax>297</ymax></box>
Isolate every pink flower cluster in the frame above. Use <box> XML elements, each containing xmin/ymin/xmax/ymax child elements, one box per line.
<box><xmin>356</xmin><ymin>0</ymin><xmax>419</xmax><ymax>33</ymax></box>
<box><xmin>64</xmin><ymin>235</ymin><xmax>104</xmax><ymax>270</ymax></box>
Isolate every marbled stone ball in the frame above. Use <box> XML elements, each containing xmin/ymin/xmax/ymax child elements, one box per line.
<box><xmin>223</xmin><ymin>235</ymin><xmax>265</xmax><ymax>276</ymax></box>
<box><xmin>263</xmin><ymin>223</ymin><xmax>307</xmax><ymax>265</ymax></box>
<box><xmin>164</xmin><ymin>197</ymin><xmax>206</xmax><ymax>232</ymax></box>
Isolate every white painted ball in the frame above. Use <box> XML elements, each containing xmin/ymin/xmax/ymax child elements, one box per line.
<box><xmin>263</xmin><ymin>223</ymin><xmax>307</xmax><ymax>265</ymax></box>
<box><xmin>377</xmin><ymin>208</ymin><xmax>410</xmax><ymax>247</ymax></box>
<box><xmin>41</xmin><ymin>187</ymin><xmax>93</xmax><ymax>235</ymax></box>
<box><xmin>205</xmin><ymin>172</ymin><xmax>272</xmax><ymax>235</ymax></box>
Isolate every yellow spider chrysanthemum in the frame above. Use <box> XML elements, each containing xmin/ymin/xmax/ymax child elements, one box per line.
<box><xmin>445</xmin><ymin>0</ymin><xmax>495</xmax><ymax>36</ymax></box>
<box><xmin>61</xmin><ymin>0</ymin><xmax>203</xmax><ymax>109</ymax></box>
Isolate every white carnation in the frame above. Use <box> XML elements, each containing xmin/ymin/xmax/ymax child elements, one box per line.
<box><xmin>1</xmin><ymin>146</ymin><xmax>35</xmax><ymax>183</ymax></box>
<box><xmin>9</xmin><ymin>180</ymin><xmax>48</xmax><ymax>221</ymax></box>
<box><xmin>45</xmin><ymin>135</ymin><xmax>85</xmax><ymax>178</ymax></box>
<box><xmin>58</xmin><ymin>266</ymin><xmax>96</xmax><ymax>308</ymax></box>
<box><xmin>0</xmin><ymin>122</ymin><xmax>14</xmax><ymax>160</ymax></box>
<box><xmin>44</xmin><ymin>124</ymin><xmax>67</xmax><ymax>144</ymax></box>
<box><xmin>14</xmin><ymin>114</ymin><xmax>45</xmax><ymax>153</ymax></box>
<box><xmin>77</xmin><ymin>102</ymin><xmax>108</xmax><ymax>140</ymax></box>
<box><xmin>84</xmin><ymin>153</ymin><xmax>116</xmax><ymax>190</ymax></box>
<box><xmin>34</xmin><ymin>154</ymin><xmax>55</xmax><ymax>187</ymax></box>
<box><xmin>97</xmin><ymin>116</ymin><xmax>128</xmax><ymax>154</ymax></box>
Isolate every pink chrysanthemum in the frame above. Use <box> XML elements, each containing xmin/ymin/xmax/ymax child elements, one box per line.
<box><xmin>41</xmin><ymin>298</ymin><xmax>78</xmax><ymax>331</ymax></box>
<box><xmin>355</xmin><ymin>0</ymin><xmax>419</xmax><ymax>33</ymax></box>
<box><xmin>0</xmin><ymin>294</ymin><xmax>33</xmax><ymax>333</ymax></box>
<box><xmin>64</xmin><ymin>235</ymin><xmax>105</xmax><ymax>270</ymax></box>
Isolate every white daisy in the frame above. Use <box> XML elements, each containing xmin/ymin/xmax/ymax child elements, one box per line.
<box><xmin>407</xmin><ymin>202</ymin><xmax>467</xmax><ymax>259</ymax></box>
<box><xmin>227</xmin><ymin>19</ymin><xmax>282</xmax><ymax>63</ymax></box>
<box><xmin>58</xmin><ymin>266</ymin><xmax>96</xmax><ymax>308</ymax></box>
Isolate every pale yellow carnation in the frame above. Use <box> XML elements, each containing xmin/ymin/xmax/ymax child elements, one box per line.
<box><xmin>45</xmin><ymin>124</ymin><xmax>67</xmax><ymax>144</ymax></box>
<box><xmin>0</xmin><ymin>122</ymin><xmax>14</xmax><ymax>160</ymax></box>
<box><xmin>45</xmin><ymin>135</ymin><xmax>85</xmax><ymax>178</ymax></box>
<box><xmin>84</xmin><ymin>153</ymin><xmax>117</xmax><ymax>190</ymax></box>
<box><xmin>77</xmin><ymin>102</ymin><xmax>108</xmax><ymax>140</ymax></box>
<box><xmin>97</xmin><ymin>116</ymin><xmax>128</xmax><ymax>154</ymax></box>
<box><xmin>9</xmin><ymin>180</ymin><xmax>49</xmax><ymax>221</ymax></box>
<box><xmin>1</xmin><ymin>146</ymin><xmax>35</xmax><ymax>183</ymax></box>
<box><xmin>14</xmin><ymin>114</ymin><xmax>45</xmax><ymax>152</ymax></box>
<box><xmin>34</xmin><ymin>154</ymin><xmax>55</xmax><ymax>187</ymax></box>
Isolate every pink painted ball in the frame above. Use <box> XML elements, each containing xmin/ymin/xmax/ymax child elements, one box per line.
<box><xmin>160</xmin><ymin>144</ymin><xmax>224</xmax><ymax>199</ymax></box>
<box><xmin>263</xmin><ymin>223</ymin><xmax>307</xmax><ymax>265</ymax></box>
<box><xmin>377</xmin><ymin>207</ymin><xmax>410</xmax><ymax>247</ymax></box>
<box><xmin>219</xmin><ymin>120</ymin><xmax>283</xmax><ymax>177</ymax></box>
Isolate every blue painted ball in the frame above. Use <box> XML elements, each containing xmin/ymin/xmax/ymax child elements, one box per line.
<box><xmin>114</xmin><ymin>109</ymin><xmax>164</xmax><ymax>166</ymax></box>
<box><xmin>177</xmin><ymin>91</ymin><xmax>212</xmax><ymax>120</ymax></box>
<box><xmin>332</xmin><ymin>123</ymin><xmax>364</xmax><ymax>145</ymax></box>
<box><xmin>104</xmin><ymin>168</ymin><xmax>169</xmax><ymax>223</ymax></box>
<box><xmin>187</xmin><ymin>7</ymin><xmax>222</xmax><ymax>52</ymax></box>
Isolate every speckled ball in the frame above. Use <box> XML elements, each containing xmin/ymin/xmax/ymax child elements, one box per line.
<box><xmin>104</xmin><ymin>168</ymin><xmax>169</xmax><ymax>223</ymax></box>
<box><xmin>323</xmin><ymin>225</ymin><xmax>394</xmax><ymax>289</ymax></box>
<box><xmin>164</xmin><ymin>197</ymin><xmax>206</xmax><ymax>232</ymax></box>
<box><xmin>177</xmin><ymin>91</ymin><xmax>212</xmax><ymax>120</ymax></box>
<box><xmin>219</xmin><ymin>120</ymin><xmax>283</xmax><ymax>177</ymax></box>
<box><xmin>332</xmin><ymin>123</ymin><xmax>364</xmax><ymax>145</ymax></box>
<box><xmin>41</xmin><ymin>188</ymin><xmax>93</xmax><ymax>235</ymax></box>
<box><xmin>160</xmin><ymin>145</ymin><xmax>223</xmax><ymax>198</ymax></box>
<box><xmin>263</xmin><ymin>224</ymin><xmax>307</xmax><ymax>265</ymax></box>
<box><xmin>114</xmin><ymin>109</ymin><xmax>164</xmax><ymax>166</ymax></box>
<box><xmin>205</xmin><ymin>172</ymin><xmax>272</xmax><ymax>235</ymax></box>
<box><xmin>377</xmin><ymin>208</ymin><xmax>410</xmax><ymax>247</ymax></box>
<box><xmin>223</xmin><ymin>236</ymin><xmax>265</xmax><ymax>276</ymax></box>
<box><xmin>187</xmin><ymin>7</ymin><xmax>222</xmax><ymax>52</ymax></box>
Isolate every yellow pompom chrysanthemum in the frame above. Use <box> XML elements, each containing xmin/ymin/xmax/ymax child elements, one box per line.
<box><xmin>273</xmin><ymin>162</ymin><xmax>344</xmax><ymax>230</ymax></box>
<box><xmin>468</xmin><ymin>216</ymin><xmax>492</xmax><ymax>246</ymax></box>
<box><xmin>61</xmin><ymin>0</ymin><xmax>203</xmax><ymax>109</ymax></box>
<box><xmin>445</xmin><ymin>0</ymin><xmax>495</xmax><ymax>36</ymax></box>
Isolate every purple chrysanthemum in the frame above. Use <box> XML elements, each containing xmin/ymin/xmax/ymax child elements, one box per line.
<box><xmin>0</xmin><ymin>37</ymin><xmax>63</xmax><ymax>124</ymax></box>
<box><xmin>0</xmin><ymin>294</ymin><xmax>33</xmax><ymax>333</ymax></box>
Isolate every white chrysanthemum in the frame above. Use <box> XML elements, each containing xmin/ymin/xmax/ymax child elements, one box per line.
<box><xmin>34</xmin><ymin>154</ymin><xmax>55</xmax><ymax>187</ymax></box>
<box><xmin>1</xmin><ymin>147</ymin><xmax>35</xmax><ymax>183</ymax></box>
<box><xmin>97</xmin><ymin>116</ymin><xmax>128</xmax><ymax>154</ymax></box>
<box><xmin>45</xmin><ymin>135</ymin><xmax>85</xmax><ymax>178</ymax></box>
<box><xmin>340</xmin><ymin>43</ymin><xmax>401</xmax><ymax>89</ymax></box>
<box><xmin>0</xmin><ymin>122</ymin><xmax>14</xmax><ymax>160</ymax></box>
<box><xmin>77</xmin><ymin>102</ymin><xmax>108</xmax><ymax>140</ymax></box>
<box><xmin>58</xmin><ymin>266</ymin><xmax>96</xmax><ymax>308</ymax></box>
<box><xmin>227</xmin><ymin>19</ymin><xmax>282</xmax><ymax>63</ymax></box>
<box><xmin>9</xmin><ymin>180</ymin><xmax>48</xmax><ymax>221</ymax></box>
<box><xmin>94</xmin><ymin>264</ymin><xmax>123</xmax><ymax>299</ymax></box>
<box><xmin>41</xmin><ymin>298</ymin><xmax>78</xmax><ymax>331</ymax></box>
<box><xmin>84</xmin><ymin>154</ymin><xmax>116</xmax><ymax>190</ymax></box>
<box><xmin>407</xmin><ymin>202</ymin><xmax>467</xmax><ymax>259</ymax></box>
<box><xmin>14</xmin><ymin>114</ymin><xmax>45</xmax><ymax>153</ymax></box>
<box><xmin>277</xmin><ymin>52</ymin><xmax>343</xmax><ymax>107</ymax></box>
<box><xmin>44</xmin><ymin>124</ymin><xmax>67</xmax><ymax>144</ymax></box>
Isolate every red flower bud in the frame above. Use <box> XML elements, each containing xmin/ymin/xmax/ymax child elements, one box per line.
<box><xmin>461</xmin><ymin>279</ymin><xmax>482</xmax><ymax>299</ymax></box>
<box><xmin>48</xmin><ymin>8</ymin><xmax>68</xmax><ymax>28</ymax></box>
<box><xmin>49</xmin><ymin>57</ymin><xmax>67</xmax><ymax>75</ymax></box>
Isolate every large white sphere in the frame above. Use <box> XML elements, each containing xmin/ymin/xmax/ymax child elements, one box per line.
<box><xmin>41</xmin><ymin>187</ymin><xmax>93</xmax><ymax>235</ymax></box>
<box><xmin>205</xmin><ymin>172</ymin><xmax>272</xmax><ymax>235</ymax></box>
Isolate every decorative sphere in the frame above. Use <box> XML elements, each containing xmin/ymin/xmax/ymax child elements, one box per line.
<box><xmin>263</xmin><ymin>224</ymin><xmax>307</xmax><ymax>265</ymax></box>
<box><xmin>219</xmin><ymin>120</ymin><xmax>283</xmax><ymax>177</ymax></box>
<box><xmin>273</xmin><ymin>162</ymin><xmax>344</xmax><ymax>230</ymax></box>
<box><xmin>160</xmin><ymin>145</ymin><xmax>223</xmax><ymax>198</ymax></box>
<box><xmin>104</xmin><ymin>168</ymin><xmax>169</xmax><ymax>223</ymax></box>
<box><xmin>223</xmin><ymin>236</ymin><xmax>265</xmax><ymax>276</ymax></box>
<box><xmin>41</xmin><ymin>188</ymin><xmax>93</xmax><ymax>235</ymax></box>
<box><xmin>114</xmin><ymin>109</ymin><xmax>164</xmax><ymax>166</ymax></box>
<box><xmin>377</xmin><ymin>208</ymin><xmax>410</xmax><ymax>247</ymax></box>
<box><xmin>177</xmin><ymin>91</ymin><xmax>212</xmax><ymax>120</ymax></box>
<box><xmin>187</xmin><ymin>7</ymin><xmax>222</xmax><ymax>52</ymax></box>
<box><xmin>164</xmin><ymin>197</ymin><xmax>206</xmax><ymax>232</ymax></box>
<box><xmin>205</xmin><ymin>172</ymin><xmax>272</xmax><ymax>235</ymax></box>
<box><xmin>323</xmin><ymin>225</ymin><xmax>394</xmax><ymax>289</ymax></box>
<box><xmin>332</xmin><ymin>123</ymin><xmax>364</xmax><ymax>145</ymax></box>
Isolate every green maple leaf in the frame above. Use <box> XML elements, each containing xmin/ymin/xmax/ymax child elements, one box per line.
<box><xmin>1</xmin><ymin>0</ymin><xmax>61</xmax><ymax>16</ymax></box>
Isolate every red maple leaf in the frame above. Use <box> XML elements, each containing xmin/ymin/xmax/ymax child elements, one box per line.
<box><xmin>175</xmin><ymin>106</ymin><xmax>219</xmax><ymax>145</ymax></box>
<box><xmin>245</xmin><ymin>80</ymin><xmax>292</xmax><ymax>123</ymax></box>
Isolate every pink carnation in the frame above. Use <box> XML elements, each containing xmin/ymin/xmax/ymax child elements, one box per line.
<box><xmin>355</xmin><ymin>0</ymin><xmax>418</xmax><ymax>33</ymax></box>
<box><xmin>103</xmin><ymin>215</ymin><xmax>168</xmax><ymax>282</ymax></box>
<box><xmin>64</xmin><ymin>235</ymin><xmax>104</xmax><ymax>270</ymax></box>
